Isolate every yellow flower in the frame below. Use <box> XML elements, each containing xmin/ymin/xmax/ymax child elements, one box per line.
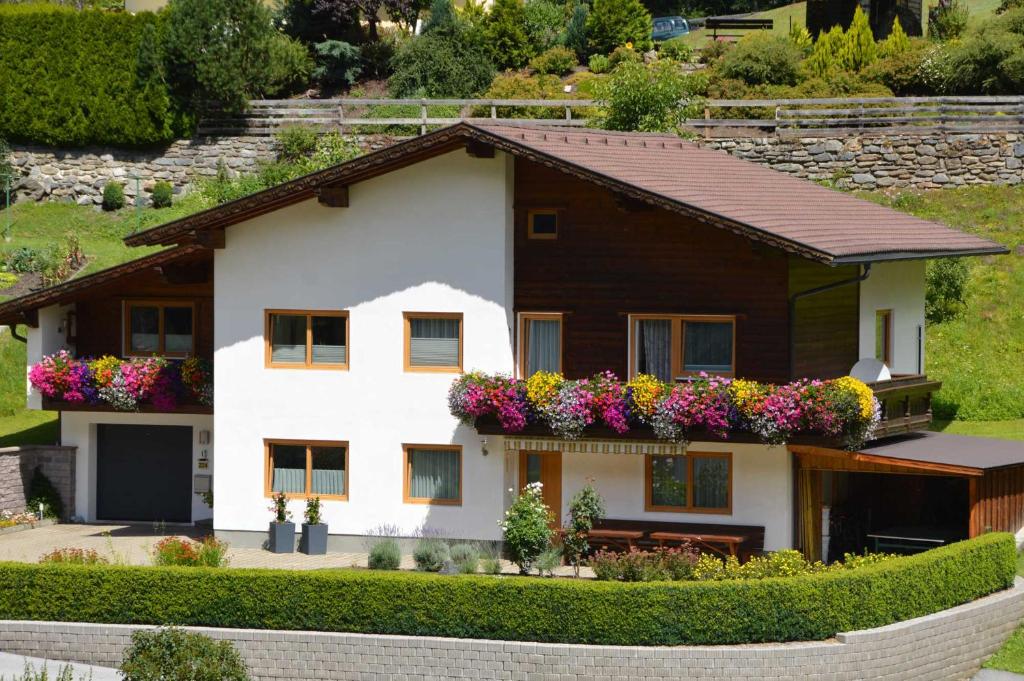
<box><xmin>526</xmin><ymin>371</ymin><xmax>563</xmax><ymax>409</ymax></box>
<box><xmin>627</xmin><ymin>374</ymin><xmax>664</xmax><ymax>417</ymax></box>
<box><xmin>625</xmin><ymin>41</ymin><xmax>633</xmax><ymax>49</ymax></box>
<box><xmin>835</xmin><ymin>376</ymin><xmax>876</xmax><ymax>420</ymax></box>
<box><xmin>88</xmin><ymin>355</ymin><xmax>121</xmax><ymax>388</ymax></box>
<box><xmin>729</xmin><ymin>379</ymin><xmax>763</xmax><ymax>410</ymax></box>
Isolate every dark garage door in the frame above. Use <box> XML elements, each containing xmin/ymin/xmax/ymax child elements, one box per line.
<box><xmin>97</xmin><ymin>424</ymin><xmax>193</xmax><ymax>523</ymax></box>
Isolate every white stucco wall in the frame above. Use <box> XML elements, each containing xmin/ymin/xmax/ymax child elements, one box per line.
<box><xmin>213</xmin><ymin>150</ymin><xmax>515</xmax><ymax>540</ymax></box>
<box><xmin>518</xmin><ymin>442</ymin><xmax>794</xmax><ymax>551</ymax></box>
<box><xmin>25</xmin><ymin>304</ymin><xmax>74</xmax><ymax>409</ymax></box>
<box><xmin>61</xmin><ymin>411</ymin><xmax>214</xmax><ymax>524</ymax></box>
<box><xmin>858</xmin><ymin>260</ymin><xmax>926</xmax><ymax>375</ymax></box>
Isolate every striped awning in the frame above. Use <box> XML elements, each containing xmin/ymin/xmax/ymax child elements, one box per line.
<box><xmin>504</xmin><ymin>437</ymin><xmax>686</xmax><ymax>456</ymax></box>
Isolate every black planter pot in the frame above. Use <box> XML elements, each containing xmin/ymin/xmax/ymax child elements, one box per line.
<box><xmin>300</xmin><ymin>523</ymin><xmax>328</xmax><ymax>555</ymax></box>
<box><xmin>268</xmin><ymin>521</ymin><xmax>295</xmax><ymax>553</ymax></box>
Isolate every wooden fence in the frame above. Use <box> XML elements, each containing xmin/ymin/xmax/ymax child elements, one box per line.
<box><xmin>198</xmin><ymin>96</ymin><xmax>1024</xmax><ymax>138</ymax></box>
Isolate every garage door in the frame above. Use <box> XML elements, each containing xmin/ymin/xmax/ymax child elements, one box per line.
<box><xmin>97</xmin><ymin>424</ymin><xmax>193</xmax><ymax>523</ymax></box>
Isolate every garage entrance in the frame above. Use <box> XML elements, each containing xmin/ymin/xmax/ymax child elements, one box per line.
<box><xmin>97</xmin><ymin>424</ymin><xmax>193</xmax><ymax>523</ymax></box>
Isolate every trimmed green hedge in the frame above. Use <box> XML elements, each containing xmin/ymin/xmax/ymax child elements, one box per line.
<box><xmin>0</xmin><ymin>5</ymin><xmax>182</xmax><ymax>147</ymax></box>
<box><xmin>0</xmin><ymin>533</ymin><xmax>1014</xmax><ymax>645</ymax></box>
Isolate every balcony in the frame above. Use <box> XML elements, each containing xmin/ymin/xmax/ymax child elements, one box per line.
<box><xmin>30</xmin><ymin>351</ymin><xmax>212</xmax><ymax>415</ymax></box>
<box><xmin>866</xmin><ymin>374</ymin><xmax>941</xmax><ymax>439</ymax></box>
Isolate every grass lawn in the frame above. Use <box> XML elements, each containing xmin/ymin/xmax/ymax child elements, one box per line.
<box><xmin>931</xmin><ymin>420</ymin><xmax>1024</xmax><ymax>440</ymax></box>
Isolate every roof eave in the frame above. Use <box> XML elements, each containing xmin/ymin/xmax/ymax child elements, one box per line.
<box><xmin>831</xmin><ymin>245</ymin><xmax>1010</xmax><ymax>265</ymax></box>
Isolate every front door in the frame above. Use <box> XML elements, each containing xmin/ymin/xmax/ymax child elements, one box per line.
<box><xmin>518</xmin><ymin>450</ymin><xmax>562</xmax><ymax>526</ymax></box>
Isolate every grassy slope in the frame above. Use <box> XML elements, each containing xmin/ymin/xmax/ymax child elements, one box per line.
<box><xmin>866</xmin><ymin>186</ymin><xmax>1024</xmax><ymax>422</ymax></box>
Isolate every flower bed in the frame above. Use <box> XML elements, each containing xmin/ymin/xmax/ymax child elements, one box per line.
<box><xmin>450</xmin><ymin>371</ymin><xmax>880</xmax><ymax>449</ymax></box>
<box><xmin>29</xmin><ymin>351</ymin><xmax>212</xmax><ymax>412</ymax></box>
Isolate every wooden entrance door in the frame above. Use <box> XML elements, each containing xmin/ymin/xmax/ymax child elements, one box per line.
<box><xmin>519</xmin><ymin>451</ymin><xmax>562</xmax><ymax>526</ymax></box>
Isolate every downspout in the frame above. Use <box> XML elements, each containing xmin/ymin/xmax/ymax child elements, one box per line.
<box><xmin>788</xmin><ymin>263</ymin><xmax>871</xmax><ymax>380</ymax></box>
<box><xmin>8</xmin><ymin>324</ymin><xmax>26</xmax><ymax>343</ymax></box>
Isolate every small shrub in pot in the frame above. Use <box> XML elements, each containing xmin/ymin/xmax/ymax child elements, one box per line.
<box><xmin>368</xmin><ymin>539</ymin><xmax>402</xmax><ymax>570</ymax></box>
<box><xmin>267</xmin><ymin>491</ymin><xmax>294</xmax><ymax>553</ymax></box>
<box><xmin>300</xmin><ymin>496</ymin><xmax>328</xmax><ymax>555</ymax></box>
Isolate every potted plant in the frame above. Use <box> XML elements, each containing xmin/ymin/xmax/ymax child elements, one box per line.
<box><xmin>268</xmin><ymin>491</ymin><xmax>294</xmax><ymax>553</ymax></box>
<box><xmin>300</xmin><ymin>496</ymin><xmax>327</xmax><ymax>555</ymax></box>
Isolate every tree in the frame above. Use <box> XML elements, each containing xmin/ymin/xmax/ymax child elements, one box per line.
<box><xmin>483</xmin><ymin>0</ymin><xmax>534</xmax><ymax>69</ymax></box>
<box><xmin>562</xmin><ymin>483</ymin><xmax>605</xmax><ymax>577</ymax></box>
<box><xmin>278</xmin><ymin>0</ymin><xmax>364</xmax><ymax>44</ymax></box>
<box><xmin>879</xmin><ymin>16</ymin><xmax>910</xmax><ymax>59</ymax></box>
<box><xmin>564</xmin><ymin>1</ymin><xmax>590</xmax><ymax>60</ymax></box>
<box><xmin>586</xmin><ymin>0</ymin><xmax>652</xmax><ymax>56</ymax></box>
<box><xmin>928</xmin><ymin>0</ymin><xmax>969</xmax><ymax>40</ymax></box>
<box><xmin>162</xmin><ymin>0</ymin><xmax>276</xmax><ymax>114</ymax></box>
<box><xmin>838</xmin><ymin>5</ymin><xmax>877</xmax><ymax>72</ymax></box>
<box><xmin>595</xmin><ymin>59</ymin><xmax>705</xmax><ymax>132</ymax></box>
<box><xmin>499</xmin><ymin>482</ymin><xmax>553</xmax><ymax>574</ymax></box>
<box><xmin>311</xmin><ymin>0</ymin><xmax>425</xmax><ymax>40</ymax></box>
<box><xmin>806</xmin><ymin>25</ymin><xmax>845</xmax><ymax>77</ymax></box>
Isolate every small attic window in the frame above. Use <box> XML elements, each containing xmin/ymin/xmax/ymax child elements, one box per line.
<box><xmin>528</xmin><ymin>210</ymin><xmax>559</xmax><ymax>240</ymax></box>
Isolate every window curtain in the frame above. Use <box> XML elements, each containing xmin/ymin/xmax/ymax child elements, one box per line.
<box><xmin>684</xmin><ymin>322</ymin><xmax>733</xmax><ymax>373</ymax></box>
<box><xmin>409</xmin><ymin>318</ymin><xmax>460</xmax><ymax>367</ymax></box>
<box><xmin>312</xmin><ymin>316</ymin><xmax>346</xmax><ymax>365</ymax></box>
<box><xmin>311</xmin><ymin>447</ymin><xmax>346</xmax><ymax>496</ymax></box>
<box><xmin>409</xmin><ymin>448</ymin><xmax>460</xmax><ymax>500</ymax></box>
<box><xmin>130</xmin><ymin>306</ymin><xmax>159</xmax><ymax>353</ymax></box>
<box><xmin>272</xmin><ymin>445</ymin><xmax>307</xmax><ymax>494</ymax></box>
<box><xmin>526</xmin><ymin>319</ymin><xmax>560</xmax><ymax>375</ymax></box>
<box><xmin>637</xmin><ymin>319</ymin><xmax>672</xmax><ymax>382</ymax></box>
<box><xmin>163</xmin><ymin>307</ymin><xmax>193</xmax><ymax>354</ymax></box>
<box><xmin>650</xmin><ymin>455</ymin><xmax>687</xmax><ymax>507</ymax></box>
<box><xmin>271</xmin><ymin>315</ymin><xmax>307</xmax><ymax>363</ymax></box>
<box><xmin>692</xmin><ymin>456</ymin><xmax>729</xmax><ymax>509</ymax></box>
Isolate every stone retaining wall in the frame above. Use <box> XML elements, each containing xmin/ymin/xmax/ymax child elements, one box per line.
<box><xmin>1</xmin><ymin>579</ymin><xmax>1021</xmax><ymax>681</ymax></box>
<box><xmin>0</xmin><ymin>446</ymin><xmax>76</xmax><ymax>520</ymax></box>
<box><xmin>7</xmin><ymin>130</ymin><xmax>1024</xmax><ymax>206</ymax></box>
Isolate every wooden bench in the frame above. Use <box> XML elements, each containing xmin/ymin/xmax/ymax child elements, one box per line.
<box><xmin>649</xmin><ymin>531</ymin><xmax>746</xmax><ymax>558</ymax></box>
<box><xmin>706</xmin><ymin>17</ymin><xmax>773</xmax><ymax>39</ymax></box>
<box><xmin>585</xmin><ymin>529</ymin><xmax>645</xmax><ymax>552</ymax></box>
<box><xmin>592</xmin><ymin>519</ymin><xmax>766</xmax><ymax>561</ymax></box>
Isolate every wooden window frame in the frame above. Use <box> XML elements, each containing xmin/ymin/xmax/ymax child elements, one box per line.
<box><xmin>402</xmin><ymin>443</ymin><xmax>463</xmax><ymax>506</ymax></box>
<box><xmin>527</xmin><ymin>209</ymin><xmax>559</xmax><ymax>240</ymax></box>
<box><xmin>875</xmin><ymin>309</ymin><xmax>893</xmax><ymax>367</ymax></box>
<box><xmin>628</xmin><ymin>314</ymin><xmax>737</xmax><ymax>380</ymax></box>
<box><xmin>517</xmin><ymin>312</ymin><xmax>564</xmax><ymax>377</ymax></box>
<box><xmin>403</xmin><ymin>312</ymin><xmax>463</xmax><ymax>373</ymax></box>
<box><xmin>264</xmin><ymin>438</ymin><xmax>349</xmax><ymax>501</ymax></box>
<box><xmin>643</xmin><ymin>451</ymin><xmax>733</xmax><ymax>514</ymax></box>
<box><xmin>264</xmin><ymin>309</ymin><xmax>349</xmax><ymax>370</ymax></box>
<box><xmin>123</xmin><ymin>299</ymin><xmax>197</xmax><ymax>358</ymax></box>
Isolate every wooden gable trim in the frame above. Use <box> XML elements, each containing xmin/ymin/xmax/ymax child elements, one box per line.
<box><xmin>316</xmin><ymin>185</ymin><xmax>349</xmax><ymax>208</ymax></box>
<box><xmin>788</xmin><ymin>444</ymin><xmax>983</xmax><ymax>478</ymax></box>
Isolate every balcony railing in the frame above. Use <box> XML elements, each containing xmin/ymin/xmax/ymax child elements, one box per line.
<box><xmin>866</xmin><ymin>374</ymin><xmax>941</xmax><ymax>439</ymax></box>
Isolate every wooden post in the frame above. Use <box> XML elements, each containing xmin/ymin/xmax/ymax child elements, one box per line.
<box><xmin>338</xmin><ymin>101</ymin><xmax>345</xmax><ymax>134</ymax></box>
<box><xmin>798</xmin><ymin>467</ymin><xmax>823</xmax><ymax>562</ymax></box>
<box><xmin>704</xmin><ymin>105</ymin><xmax>711</xmax><ymax>140</ymax></box>
<box><xmin>420</xmin><ymin>99</ymin><xmax>428</xmax><ymax>136</ymax></box>
<box><xmin>491</xmin><ymin>105</ymin><xmax>497</xmax><ymax>120</ymax></box>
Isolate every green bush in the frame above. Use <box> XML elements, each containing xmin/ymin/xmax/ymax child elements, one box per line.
<box><xmin>483</xmin><ymin>0</ymin><xmax>534</xmax><ymax>69</ymax></box>
<box><xmin>879</xmin><ymin>17</ymin><xmax>911</xmax><ymax>59</ymax></box>
<box><xmin>943</xmin><ymin>10</ymin><xmax>1024</xmax><ymax>95</ymax></box>
<box><xmin>929</xmin><ymin>0</ymin><xmax>970</xmax><ymax>40</ymax></box>
<box><xmin>500</xmin><ymin>483</ymin><xmax>553</xmax><ymax>574</ymax></box>
<box><xmin>389</xmin><ymin>23</ymin><xmax>495</xmax><ymax>97</ymax></box>
<box><xmin>150</xmin><ymin>181</ymin><xmax>174</xmax><ymax>209</ymax></box>
<box><xmin>926</xmin><ymin>257</ymin><xmax>969</xmax><ymax>324</ymax></box>
<box><xmin>608</xmin><ymin>44</ymin><xmax>642</xmax><ymax>68</ymax></box>
<box><xmin>0</xmin><ymin>534</ymin><xmax>1012</xmax><ymax>646</ymax></box>
<box><xmin>275</xmin><ymin>125</ymin><xmax>321</xmax><ymax>162</ymax></box>
<box><xmin>102</xmin><ymin>182</ymin><xmax>125</xmax><ymax>212</ymax></box>
<box><xmin>152</xmin><ymin>536</ymin><xmax>229</xmax><ymax>568</ymax></box>
<box><xmin>450</xmin><ymin>543</ymin><xmax>480</xmax><ymax>574</ymax></box>
<box><xmin>120</xmin><ymin>627</ymin><xmax>250</xmax><ymax>681</ymax></box>
<box><xmin>862</xmin><ymin>39</ymin><xmax>937</xmax><ymax>95</ymax></box>
<box><xmin>530</xmin><ymin>46</ymin><xmax>578</xmax><ymax>75</ymax></box>
<box><xmin>265</xmin><ymin>33</ymin><xmax>314</xmax><ymax>98</ymax></box>
<box><xmin>26</xmin><ymin>466</ymin><xmax>62</xmax><ymax>519</ymax></box>
<box><xmin>586</xmin><ymin>0</ymin><xmax>653</xmax><ymax>55</ymax></box>
<box><xmin>368</xmin><ymin>539</ymin><xmax>402</xmax><ymax>570</ymax></box>
<box><xmin>716</xmin><ymin>32</ymin><xmax>802</xmax><ymax>86</ymax></box>
<box><xmin>564</xmin><ymin>1</ymin><xmax>589</xmax><ymax>60</ymax></box>
<box><xmin>0</xmin><ymin>136</ymin><xmax>12</xmax><ymax>192</ymax></box>
<box><xmin>524</xmin><ymin>0</ymin><xmax>566</xmax><ymax>53</ymax></box>
<box><xmin>659</xmin><ymin>36</ymin><xmax>693</xmax><ymax>62</ymax></box>
<box><xmin>413</xmin><ymin>538</ymin><xmax>450</xmax><ymax>572</ymax></box>
<box><xmin>312</xmin><ymin>40</ymin><xmax>363</xmax><ymax>89</ymax></box>
<box><xmin>596</xmin><ymin>59</ymin><xmax>706</xmax><ymax>132</ymax></box>
<box><xmin>478</xmin><ymin>72</ymin><xmax>570</xmax><ymax>118</ymax></box>
<box><xmin>588</xmin><ymin>53</ymin><xmax>611</xmax><ymax>73</ymax></box>
<box><xmin>838</xmin><ymin>5</ymin><xmax>877</xmax><ymax>71</ymax></box>
<box><xmin>361</xmin><ymin>37</ymin><xmax>398</xmax><ymax>81</ymax></box>
<box><xmin>563</xmin><ymin>483</ymin><xmax>604</xmax><ymax>576</ymax></box>
<box><xmin>0</xmin><ymin>6</ymin><xmax>179</xmax><ymax>147</ymax></box>
<box><xmin>806</xmin><ymin>24</ymin><xmax>845</xmax><ymax>77</ymax></box>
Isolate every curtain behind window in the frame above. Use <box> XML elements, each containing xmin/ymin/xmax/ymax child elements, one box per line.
<box><xmin>692</xmin><ymin>456</ymin><xmax>729</xmax><ymax>509</ymax></box>
<box><xmin>312</xmin><ymin>316</ymin><xmax>346</xmax><ymax>365</ymax></box>
<box><xmin>311</xmin><ymin>446</ymin><xmax>346</xmax><ymax>496</ymax></box>
<box><xmin>271</xmin><ymin>315</ymin><xmax>307</xmax><ymax>363</ymax></box>
<box><xmin>650</xmin><ymin>455</ymin><xmax>687</xmax><ymax>507</ymax></box>
<box><xmin>637</xmin><ymin>319</ymin><xmax>672</xmax><ymax>381</ymax></box>
<box><xmin>164</xmin><ymin>307</ymin><xmax>193</xmax><ymax>354</ymax></box>
<box><xmin>271</xmin><ymin>444</ymin><xmax>306</xmax><ymax>494</ymax></box>
<box><xmin>526</xmin><ymin>319</ymin><xmax>560</xmax><ymax>375</ymax></box>
<box><xmin>409</xmin><ymin>448</ymin><xmax>460</xmax><ymax>500</ymax></box>
<box><xmin>130</xmin><ymin>306</ymin><xmax>159</xmax><ymax>353</ymax></box>
<box><xmin>409</xmin><ymin>318</ymin><xmax>460</xmax><ymax>367</ymax></box>
<box><xmin>683</xmin><ymin>322</ymin><xmax>733</xmax><ymax>373</ymax></box>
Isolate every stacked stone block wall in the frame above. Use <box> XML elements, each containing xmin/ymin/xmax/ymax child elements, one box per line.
<box><xmin>0</xmin><ymin>579</ymin><xmax>1021</xmax><ymax>681</ymax></box>
<box><xmin>0</xmin><ymin>446</ymin><xmax>76</xmax><ymax>520</ymax></box>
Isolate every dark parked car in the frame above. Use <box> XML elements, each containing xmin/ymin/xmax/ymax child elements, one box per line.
<box><xmin>652</xmin><ymin>16</ymin><xmax>690</xmax><ymax>41</ymax></box>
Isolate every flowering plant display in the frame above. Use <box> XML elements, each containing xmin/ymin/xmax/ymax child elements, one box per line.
<box><xmin>450</xmin><ymin>371</ymin><xmax>881</xmax><ymax>449</ymax></box>
<box><xmin>28</xmin><ymin>352</ymin><xmax>213</xmax><ymax>412</ymax></box>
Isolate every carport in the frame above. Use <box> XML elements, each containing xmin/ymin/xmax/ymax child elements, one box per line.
<box><xmin>790</xmin><ymin>432</ymin><xmax>1024</xmax><ymax>561</ymax></box>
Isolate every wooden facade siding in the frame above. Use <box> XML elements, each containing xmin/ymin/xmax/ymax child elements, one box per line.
<box><xmin>788</xmin><ymin>256</ymin><xmax>860</xmax><ymax>380</ymax></box>
<box><xmin>971</xmin><ymin>465</ymin><xmax>1024</xmax><ymax>537</ymax></box>
<box><xmin>513</xmin><ymin>158</ymin><xmax>796</xmax><ymax>384</ymax></box>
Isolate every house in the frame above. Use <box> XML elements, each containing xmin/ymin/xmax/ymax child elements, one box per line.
<box><xmin>1</xmin><ymin>122</ymin><xmax>1018</xmax><ymax>559</ymax></box>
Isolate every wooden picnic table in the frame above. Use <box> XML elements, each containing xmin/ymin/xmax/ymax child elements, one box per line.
<box><xmin>586</xmin><ymin>529</ymin><xmax>644</xmax><ymax>551</ymax></box>
<box><xmin>649</xmin><ymin>531</ymin><xmax>747</xmax><ymax>558</ymax></box>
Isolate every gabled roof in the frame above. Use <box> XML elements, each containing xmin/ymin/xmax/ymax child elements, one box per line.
<box><xmin>123</xmin><ymin>122</ymin><xmax>1006</xmax><ymax>265</ymax></box>
<box><xmin>0</xmin><ymin>246</ymin><xmax>205</xmax><ymax>327</ymax></box>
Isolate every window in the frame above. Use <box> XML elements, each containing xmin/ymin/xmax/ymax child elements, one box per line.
<box><xmin>527</xmin><ymin>209</ymin><xmax>559</xmax><ymax>240</ymax></box>
<box><xmin>875</xmin><ymin>309</ymin><xmax>893</xmax><ymax>367</ymax></box>
<box><xmin>124</xmin><ymin>301</ymin><xmax>195</xmax><ymax>357</ymax></box>
<box><xmin>644</xmin><ymin>452</ymin><xmax>731</xmax><ymax>513</ymax></box>
<box><xmin>403</xmin><ymin>445</ymin><xmax>462</xmax><ymax>505</ymax></box>
<box><xmin>265</xmin><ymin>440</ymin><xmax>348</xmax><ymax>500</ymax></box>
<box><xmin>265</xmin><ymin>310</ymin><xmax>348</xmax><ymax>369</ymax></box>
<box><xmin>630</xmin><ymin>315</ymin><xmax>736</xmax><ymax>380</ymax></box>
<box><xmin>519</xmin><ymin>313</ymin><xmax>563</xmax><ymax>376</ymax></box>
<box><xmin>404</xmin><ymin>313</ymin><xmax>462</xmax><ymax>372</ymax></box>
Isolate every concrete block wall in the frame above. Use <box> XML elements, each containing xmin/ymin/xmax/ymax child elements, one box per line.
<box><xmin>0</xmin><ymin>446</ymin><xmax>76</xmax><ymax>519</ymax></box>
<box><xmin>0</xmin><ymin>579</ymin><xmax>1021</xmax><ymax>681</ymax></box>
